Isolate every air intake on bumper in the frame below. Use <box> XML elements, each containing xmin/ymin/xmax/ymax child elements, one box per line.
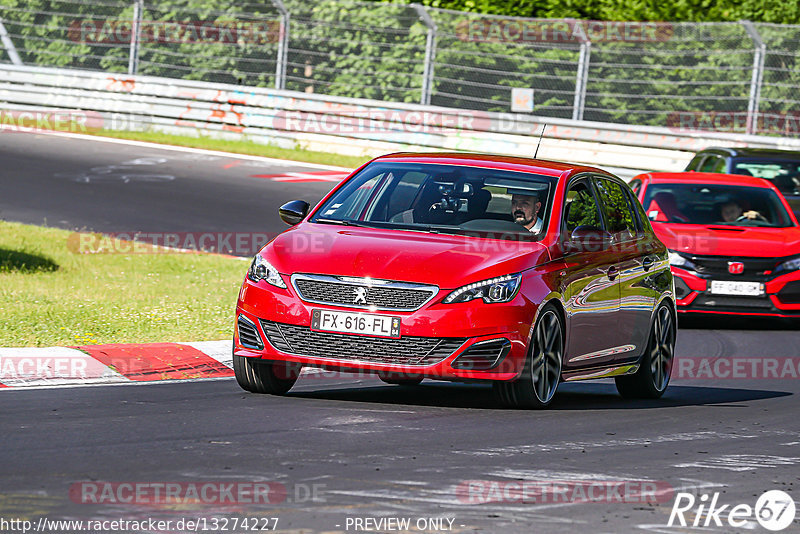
<box><xmin>451</xmin><ymin>338</ymin><xmax>511</xmax><ymax>370</ymax></box>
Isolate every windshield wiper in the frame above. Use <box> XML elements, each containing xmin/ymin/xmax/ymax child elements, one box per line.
<box><xmin>313</xmin><ymin>218</ymin><xmax>373</xmax><ymax>228</ymax></box>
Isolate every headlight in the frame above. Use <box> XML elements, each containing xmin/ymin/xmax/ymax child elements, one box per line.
<box><xmin>444</xmin><ymin>274</ymin><xmax>522</xmax><ymax>304</ymax></box>
<box><xmin>668</xmin><ymin>251</ymin><xmax>697</xmax><ymax>271</ymax></box>
<box><xmin>776</xmin><ymin>256</ymin><xmax>800</xmax><ymax>273</ymax></box>
<box><xmin>247</xmin><ymin>254</ymin><xmax>286</xmax><ymax>288</ymax></box>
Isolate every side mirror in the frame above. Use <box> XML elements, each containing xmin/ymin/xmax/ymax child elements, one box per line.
<box><xmin>564</xmin><ymin>226</ymin><xmax>610</xmax><ymax>253</ymax></box>
<box><xmin>279</xmin><ymin>200</ymin><xmax>309</xmax><ymax>226</ymax></box>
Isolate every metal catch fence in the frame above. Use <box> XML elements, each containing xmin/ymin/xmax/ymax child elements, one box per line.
<box><xmin>1</xmin><ymin>0</ymin><xmax>798</xmax><ymax>136</ymax></box>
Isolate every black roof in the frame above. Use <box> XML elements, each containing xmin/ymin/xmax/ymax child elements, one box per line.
<box><xmin>700</xmin><ymin>146</ymin><xmax>800</xmax><ymax>159</ymax></box>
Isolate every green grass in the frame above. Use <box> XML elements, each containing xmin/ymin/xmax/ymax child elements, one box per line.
<box><xmin>94</xmin><ymin>130</ymin><xmax>368</xmax><ymax>169</ymax></box>
<box><xmin>0</xmin><ymin>221</ymin><xmax>248</xmax><ymax>347</ymax></box>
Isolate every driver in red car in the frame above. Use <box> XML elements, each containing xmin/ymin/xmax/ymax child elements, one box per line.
<box><xmin>720</xmin><ymin>200</ymin><xmax>762</xmax><ymax>222</ymax></box>
<box><xmin>511</xmin><ymin>192</ymin><xmax>543</xmax><ymax>233</ymax></box>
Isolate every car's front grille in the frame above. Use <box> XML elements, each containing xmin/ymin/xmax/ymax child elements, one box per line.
<box><xmin>237</xmin><ymin>315</ymin><xmax>263</xmax><ymax>349</ymax></box>
<box><xmin>259</xmin><ymin>320</ymin><xmax>465</xmax><ymax>366</ymax></box>
<box><xmin>689</xmin><ymin>255</ymin><xmax>778</xmax><ymax>279</ymax></box>
<box><xmin>291</xmin><ymin>274</ymin><xmax>437</xmax><ymax>311</ymax></box>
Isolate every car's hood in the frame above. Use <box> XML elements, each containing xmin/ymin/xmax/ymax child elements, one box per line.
<box><xmin>653</xmin><ymin>222</ymin><xmax>800</xmax><ymax>258</ymax></box>
<box><xmin>264</xmin><ymin>223</ymin><xmax>548</xmax><ymax>289</ymax></box>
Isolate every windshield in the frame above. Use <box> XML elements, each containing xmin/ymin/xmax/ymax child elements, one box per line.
<box><xmin>732</xmin><ymin>158</ymin><xmax>800</xmax><ymax>194</ymax></box>
<box><xmin>642</xmin><ymin>183</ymin><xmax>794</xmax><ymax>227</ymax></box>
<box><xmin>311</xmin><ymin>162</ymin><xmax>556</xmax><ymax>240</ymax></box>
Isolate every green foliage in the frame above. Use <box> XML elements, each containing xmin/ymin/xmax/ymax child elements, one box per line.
<box><xmin>1</xmin><ymin>0</ymin><xmax>797</xmax><ymax>132</ymax></box>
<box><xmin>413</xmin><ymin>0</ymin><xmax>800</xmax><ymax>24</ymax></box>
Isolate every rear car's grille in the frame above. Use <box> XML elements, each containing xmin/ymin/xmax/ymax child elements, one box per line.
<box><xmin>260</xmin><ymin>320</ymin><xmax>465</xmax><ymax>366</ymax></box>
<box><xmin>292</xmin><ymin>274</ymin><xmax>437</xmax><ymax>311</ymax></box>
<box><xmin>689</xmin><ymin>255</ymin><xmax>778</xmax><ymax>279</ymax></box>
<box><xmin>237</xmin><ymin>315</ymin><xmax>263</xmax><ymax>349</ymax></box>
<box><xmin>693</xmin><ymin>295</ymin><xmax>773</xmax><ymax>309</ymax></box>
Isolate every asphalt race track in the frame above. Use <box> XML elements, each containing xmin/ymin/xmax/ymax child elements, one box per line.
<box><xmin>1</xmin><ymin>132</ymin><xmax>799</xmax><ymax>533</ymax></box>
<box><xmin>0</xmin><ymin>132</ymin><xmax>341</xmax><ymax>248</ymax></box>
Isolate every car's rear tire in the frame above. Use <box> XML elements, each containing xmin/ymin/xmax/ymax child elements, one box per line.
<box><xmin>494</xmin><ymin>306</ymin><xmax>563</xmax><ymax>409</ymax></box>
<box><xmin>615</xmin><ymin>303</ymin><xmax>675</xmax><ymax>399</ymax></box>
<box><xmin>233</xmin><ymin>352</ymin><xmax>301</xmax><ymax>395</ymax></box>
<box><xmin>378</xmin><ymin>372</ymin><xmax>424</xmax><ymax>386</ymax></box>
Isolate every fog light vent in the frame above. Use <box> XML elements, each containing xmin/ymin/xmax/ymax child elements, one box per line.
<box><xmin>451</xmin><ymin>339</ymin><xmax>511</xmax><ymax>370</ymax></box>
<box><xmin>237</xmin><ymin>315</ymin><xmax>263</xmax><ymax>350</ymax></box>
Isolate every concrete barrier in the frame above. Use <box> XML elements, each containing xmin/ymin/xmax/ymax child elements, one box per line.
<box><xmin>2</xmin><ymin>64</ymin><xmax>799</xmax><ymax>176</ymax></box>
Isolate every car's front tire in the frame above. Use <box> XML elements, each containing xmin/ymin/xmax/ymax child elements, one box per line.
<box><xmin>233</xmin><ymin>352</ymin><xmax>301</xmax><ymax>395</ymax></box>
<box><xmin>494</xmin><ymin>306</ymin><xmax>563</xmax><ymax>409</ymax></box>
<box><xmin>615</xmin><ymin>302</ymin><xmax>675</xmax><ymax>399</ymax></box>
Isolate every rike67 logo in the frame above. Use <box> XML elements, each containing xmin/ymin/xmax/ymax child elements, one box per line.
<box><xmin>669</xmin><ymin>490</ymin><xmax>796</xmax><ymax>531</ymax></box>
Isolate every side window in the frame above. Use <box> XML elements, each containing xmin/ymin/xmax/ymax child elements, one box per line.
<box><xmin>563</xmin><ymin>179</ymin><xmax>603</xmax><ymax>233</ymax></box>
<box><xmin>699</xmin><ymin>155</ymin><xmax>725</xmax><ymax>173</ymax></box>
<box><xmin>595</xmin><ymin>178</ymin><xmax>637</xmax><ymax>241</ymax></box>
<box><xmin>629</xmin><ymin>180</ymin><xmax>642</xmax><ymax>196</ymax></box>
<box><xmin>623</xmin><ymin>184</ymin><xmax>645</xmax><ymax>235</ymax></box>
<box><xmin>322</xmin><ymin>173</ymin><xmax>387</xmax><ymax>220</ymax></box>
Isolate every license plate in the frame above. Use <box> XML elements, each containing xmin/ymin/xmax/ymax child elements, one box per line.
<box><xmin>311</xmin><ymin>309</ymin><xmax>401</xmax><ymax>338</ymax></box>
<box><xmin>709</xmin><ymin>280</ymin><xmax>765</xmax><ymax>296</ymax></box>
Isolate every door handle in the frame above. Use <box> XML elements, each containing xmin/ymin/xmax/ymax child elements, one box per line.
<box><xmin>642</xmin><ymin>256</ymin><xmax>654</xmax><ymax>271</ymax></box>
<box><xmin>607</xmin><ymin>265</ymin><xmax>618</xmax><ymax>281</ymax></box>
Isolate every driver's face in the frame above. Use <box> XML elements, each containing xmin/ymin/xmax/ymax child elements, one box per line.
<box><xmin>511</xmin><ymin>194</ymin><xmax>541</xmax><ymax>229</ymax></box>
<box><xmin>721</xmin><ymin>202</ymin><xmax>742</xmax><ymax>222</ymax></box>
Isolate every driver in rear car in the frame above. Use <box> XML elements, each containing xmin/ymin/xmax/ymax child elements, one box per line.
<box><xmin>720</xmin><ymin>200</ymin><xmax>761</xmax><ymax>222</ymax></box>
<box><xmin>511</xmin><ymin>192</ymin><xmax>543</xmax><ymax>233</ymax></box>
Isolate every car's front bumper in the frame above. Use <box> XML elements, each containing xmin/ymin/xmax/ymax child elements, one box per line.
<box><xmin>234</xmin><ymin>275</ymin><xmax>539</xmax><ymax>381</ymax></box>
<box><xmin>672</xmin><ymin>266</ymin><xmax>800</xmax><ymax>317</ymax></box>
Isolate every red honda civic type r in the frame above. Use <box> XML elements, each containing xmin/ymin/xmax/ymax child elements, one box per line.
<box><xmin>629</xmin><ymin>171</ymin><xmax>800</xmax><ymax>317</ymax></box>
<box><xmin>234</xmin><ymin>153</ymin><xmax>676</xmax><ymax>408</ymax></box>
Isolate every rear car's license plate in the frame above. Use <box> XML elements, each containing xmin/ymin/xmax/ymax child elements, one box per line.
<box><xmin>311</xmin><ymin>309</ymin><xmax>401</xmax><ymax>338</ymax></box>
<box><xmin>709</xmin><ymin>280</ymin><xmax>765</xmax><ymax>296</ymax></box>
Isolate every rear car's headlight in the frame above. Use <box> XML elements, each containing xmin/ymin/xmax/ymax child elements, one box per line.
<box><xmin>247</xmin><ymin>254</ymin><xmax>286</xmax><ymax>288</ymax></box>
<box><xmin>444</xmin><ymin>274</ymin><xmax>522</xmax><ymax>304</ymax></box>
<box><xmin>668</xmin><ymin>251</ymin><xmax>697</xmax><ymax>271</ymax></box>
<box><xmin>776</xmin><ymin>255</ymin><xmax>800</xmax><ymax>273</ymax></box>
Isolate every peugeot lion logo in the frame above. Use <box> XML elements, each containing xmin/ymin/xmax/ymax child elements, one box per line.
<box><xmin>353</xmin><ymin>287</ymin><xmax>368</xmax><ymax>305</ymax></box>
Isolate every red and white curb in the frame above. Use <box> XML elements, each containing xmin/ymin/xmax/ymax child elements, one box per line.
<box><xmin>0</xmin><ymin>341</ymin><xmax>234</xmax><ymax>389</ymax></box>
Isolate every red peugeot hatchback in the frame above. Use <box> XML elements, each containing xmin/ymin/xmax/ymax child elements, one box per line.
<box><xmin>234</xmin><ymin>153</ymin><xmax>675</xmax><ymax>408</ymax></box>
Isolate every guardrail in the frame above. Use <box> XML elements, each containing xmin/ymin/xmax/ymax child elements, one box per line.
<box><xmin>2</xmin><ymin>64</ymin><xmax>800</xmax><ymax>176</ymax></box>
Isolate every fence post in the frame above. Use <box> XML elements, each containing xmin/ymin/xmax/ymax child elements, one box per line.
<box><xmin>127</xmin><ymin>0</ymin><xmax>143</xmax><ymax>75</ymax></box>
<box><xmin>0</xmin><ymin>17</ymin><xmax>22</xmax><ymax>65</ymax></box>
<box><xmin>572</xmin><ymin>21</ymin><xmax>591</xmax><ymax>122</ymax></box>
<box><xmin>412</xmin><ymin>4</ymin><xmax>436</xmax><ymax>106</ymax></box>
<box><xmin>740</xmin><ymin>20</ymin><xmax>765</xmax><ymax>136</ymax></box>
<box><xmin>270</xmin><ymin>0</ymin><xmax>290</xmax><ymax>91</ymax></box>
